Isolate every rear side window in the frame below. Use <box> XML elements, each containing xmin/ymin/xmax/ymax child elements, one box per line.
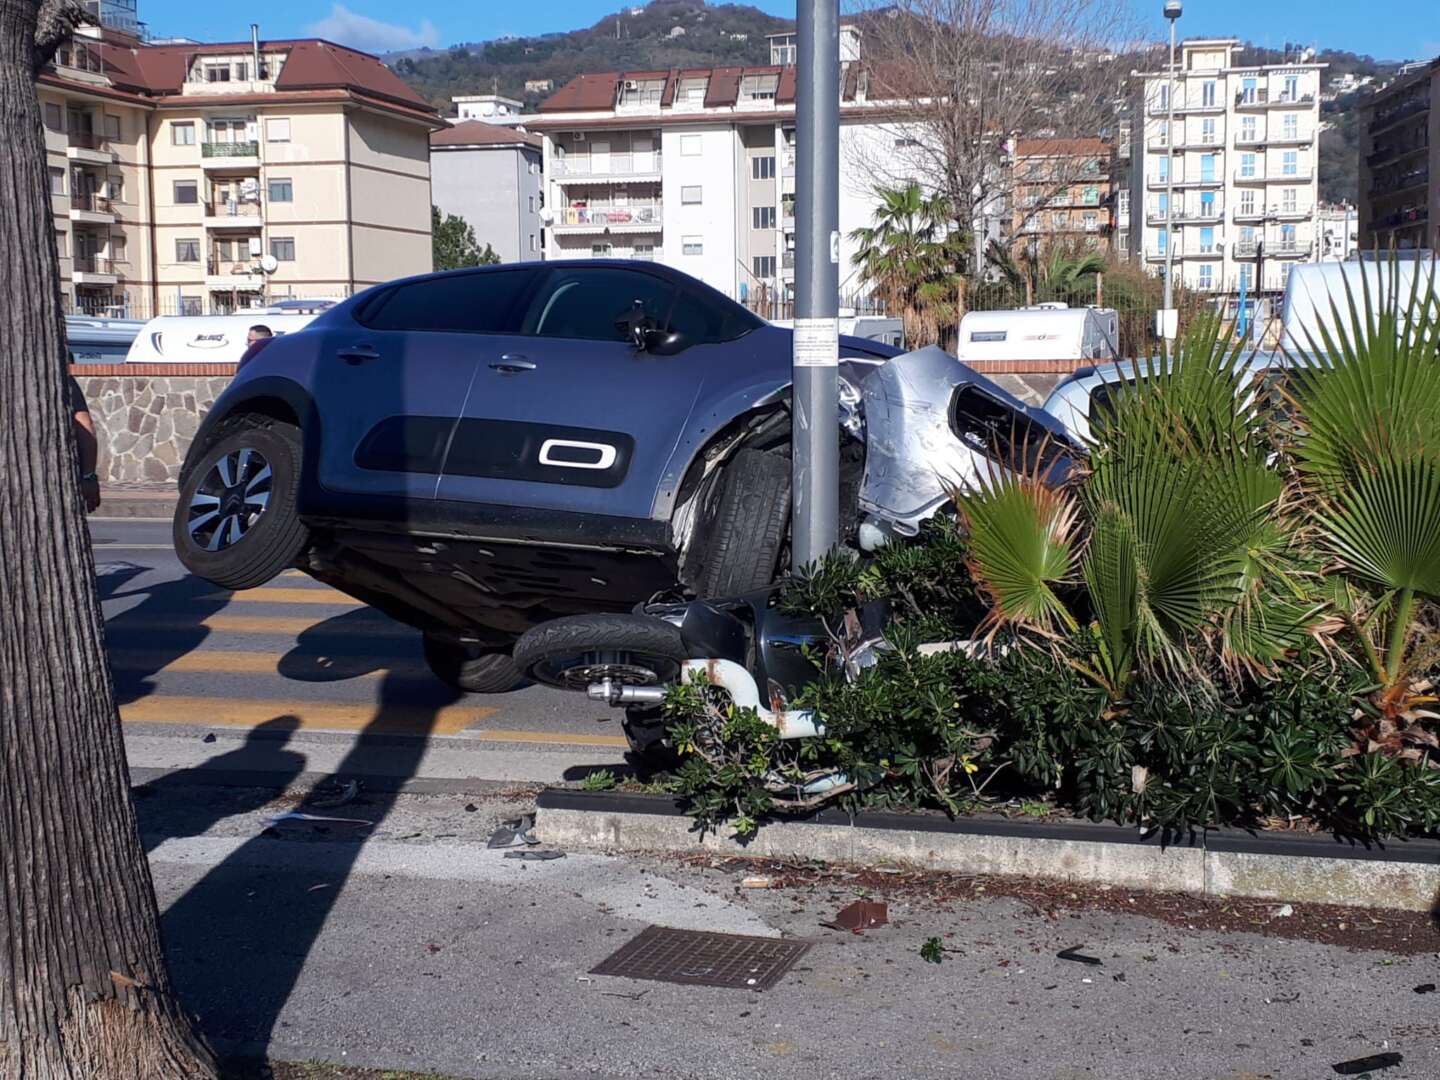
<box><xmin>952</xmin><ymin>387</ymin><xmax>1066</xmax><ymax>473</ymax></box>
<box><xmin>522</xmin><ymin>267</ymin><xmax>676</xmax><ymax>342</ymax></box>
<box><xmin>358</xmin><ymin>269</ymin><xmax>537</xmax><ymax>334</ymax></box>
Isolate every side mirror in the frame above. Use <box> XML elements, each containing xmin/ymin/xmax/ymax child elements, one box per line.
<box><xmin>642</xmin><ymin>328</ymin><xmax>686</xmax><ymax>356</ymax></box>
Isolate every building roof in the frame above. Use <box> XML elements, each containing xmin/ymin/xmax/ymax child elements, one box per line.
<box><xmin>1013</xmin><ymin>137</ymin><xmax>1110</xmax><ymax>158</ymax></box>
<box><xmin>431</xmin><ymin>119</ymin><xmax>541</xmax><ymax>149</ymax></box>
<box><xmin>538</xmin><ymin>63</ymin><xmax>862</xmax><ymax>115</ymax></box>
<box><xmin>54</xmin><ymin>36</ymin><xmax>437</xmax><ymax>121</ymax></box>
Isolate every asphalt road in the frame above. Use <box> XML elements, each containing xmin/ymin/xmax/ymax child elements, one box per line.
<box><xmin>93</xmin><ymin>516</ymin><xmax>633</xmax><ymax>787</ymax></box>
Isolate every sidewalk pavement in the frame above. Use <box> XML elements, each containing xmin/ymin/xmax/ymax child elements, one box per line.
<box><xmin>97</xmin><ymin>483</ymin><xmax>176</xmax><ymax>519</ymax></box>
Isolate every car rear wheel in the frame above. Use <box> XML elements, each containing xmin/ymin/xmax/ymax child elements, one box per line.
<box><xmin>513</xmin><ymin>614</ymin><xmax>687</xmax><ymax>691</ymax></box>
<box><xmin>422</xmin><ymin>635</ymin><xmax>528</xmax><ymax>694</ymax></box>
<box><xmin>698</xmin><ymin>447</ymin><xmax>791</xmax><ymax>598</ymax></box>
<box><xmin>174</xmin><ymin>416</ymin><xmax>308</xmax><ymax>590</ymax></box>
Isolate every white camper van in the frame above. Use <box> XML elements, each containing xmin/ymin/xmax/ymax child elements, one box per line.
<box><xmin>1281</xmin><ymin>259</ymin><xmax>1439</xmax><ymax>351</ymax></box>
<box><xmin>124</xmin><ymin>312</ymin><xmax>320</xmax><ymax>365</ymax></box>
<box><xmin>956</xmin><ymin>304</ymin><xmax>1120</xmax><ymax>366</ymax></box>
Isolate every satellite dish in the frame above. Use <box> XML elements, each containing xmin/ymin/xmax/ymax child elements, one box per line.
<box><xmin>259</xmin><ymin>254</ymin><xmax>279</xmax><ymax>274</ymax></box>
<box><xmin>538</xmin><ymin>207</ymin><xmax>554</xmax><ymax>225</ymax></box>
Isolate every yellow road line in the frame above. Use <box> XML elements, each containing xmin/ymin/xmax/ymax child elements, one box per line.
<box><xmin>108</xmin><ymin>649</ymin><xmax>420</xmax><ymax>679</ymax></box>
<box><xmin>119</xmin><ymin>696</ymin><xmax>494</xmax><ymax>736</ymax></box>
<box><xmin>106</xmin><ymin>613</ymin><xmax>406</xmax><ymax>637</ymax></box>
<box><xmin>474</xmin><ymin>729</ymin><xmax>628</xmax><ymax>748</ymax></box>
<box><xmin>202</xmin><ymin>587</ymin><xmax>365</xmax><ymax>606</ymax></box>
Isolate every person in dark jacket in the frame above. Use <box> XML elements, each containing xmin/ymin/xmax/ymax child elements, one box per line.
<box><xmin>67</xmin><ymin>360</ymin><xmax>100</xmax><ymax>512</ymax></box>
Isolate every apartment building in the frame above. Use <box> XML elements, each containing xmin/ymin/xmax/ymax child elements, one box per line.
<box><xmin>1317</xmin><ymin>202</ymin><xmax>1360</xmax><ymax>261</ymax></box>
<box><xmin>39</xmin><ymin>25</ymin><xmax>439</xmax><ymax>316</ymax></box>
<box><xmin>431</xmin><ymin>121</ymin><xmax>544</xmax><ymax>262</ymax></box>
<box><xmin>1129</xmin><ymin>39</ymin><xmax>1325</xmax><ymax>296</ymax></box>
<box><xmin>526</xmin><ymin>39</ymin><xmax>921</xmax><ymax>305</ymax></box>
<box><xmin>1010</xmin><ymin>138</ymin><xmax>1114</xmax><ymax>255</ymax></box>
<box><xmin>1357</xmin><ymin>56</ymin><xmax>1437</xmax><ymax>252</ymax></box>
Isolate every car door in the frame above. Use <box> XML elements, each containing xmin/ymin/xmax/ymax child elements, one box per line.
<box><xmin>307</xmin><ymin>266</ymin><xmax>540</xmax><ymax>504</ymax></box>
<box><xmin>436</xmin><ymin>265</ymin><xmax>721</xmax><ymax>522</ymax></box>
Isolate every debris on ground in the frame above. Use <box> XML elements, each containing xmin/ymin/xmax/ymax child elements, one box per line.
<box><xmin>741</xmin><ymin>876</ymin><xmax>775</xmax><ymax>889</ymax></box>
<box><xmin>823</xmin><ymin>900</ymin><xmax>888</xmax><ymax>934</ymax></box>
<box><xmin>309</xmin><ymin>779</ymin><xmax>361</xmax><ymax>808</ymax></box>
<box><xmin>464</xmin><ymin>803</ymin><xmax>478</xmax><ymax>813</ymax></box>
<box><xmin>1415</xmin><ymin>983</ymin><xmax>1437</xmax><ymax>994</ymax></box>
<box><xmin>487</xmin><ymin>814</ymin><xmax>538</xmax><ymax>849</ymax></box>
<box><xmin>1331</xmin><ymin>1051</ymin><xmax>1403</xmax><ymax>1075</ymax></box>
<box><xmin>503</xmin><ymin>849</ymin><xmax>565</xmax><ymax>861</ymax></box>
<box><xmin>920</xmin><ymin>937</ymin><xmax>945</xmax><ymax>964</ymax></box>
<box><xmin>1057</xmin><ymin>946</ymin><xmax>1103</xmax><ymax>966</ymax></box>
<box><xmin>1272</xmin><ymin>904</ymin><xmax>1295</xmax><ymax>918</ymax></box>
<box><xmin>265</xmin><ymin>811</ymin><xmax>373</xmax><ymax>827</ymax></box>
<box><xmin>201</xmin><ymin>733</ymin><xmax>216</xmax><ymax>743</ymax></box>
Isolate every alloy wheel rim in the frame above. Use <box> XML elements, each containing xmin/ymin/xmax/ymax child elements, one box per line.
<box><xmin>187</xmin><ymin>447</ymin><xmax>272</xmax><ymax>552</ymax></box>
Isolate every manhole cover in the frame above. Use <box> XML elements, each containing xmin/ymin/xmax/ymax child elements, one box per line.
<box><xmin>590</xmin><ymin>926</ymin><xmax>809</xmax><ymax>991</ymax></box>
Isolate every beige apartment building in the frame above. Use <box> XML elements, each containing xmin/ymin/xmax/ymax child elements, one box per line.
<box><xmin>39</xmin><ymin>26</ymin><xmax>440</xmax><ymax>317</ymax></box>
<box><xmin>1010</xmin><ymin>138</ymin><xmax>1115</xmax><ymax>255</ymax></box>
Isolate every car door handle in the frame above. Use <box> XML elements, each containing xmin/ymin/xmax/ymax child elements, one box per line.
<box><xmin>337</xmin><ymin>343</ymin><xmax>379</xmax><ymax>364</ymax></box>
<box><xmin>489</xmin><ymin>354</ymin><xmax>536</xmax><ymax>373</ymax></box>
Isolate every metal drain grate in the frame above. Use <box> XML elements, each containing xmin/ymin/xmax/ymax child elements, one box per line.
<box><xmin>590</xmin><ymin>926</ymin><xmax>809</xmax><ymax>991</ymax></box>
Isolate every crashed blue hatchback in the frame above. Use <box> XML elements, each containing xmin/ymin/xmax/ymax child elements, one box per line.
<box><xmin>174</xmin><ymin>260</ymin><xmax>1078</xmax><ymax>705</ymax></box>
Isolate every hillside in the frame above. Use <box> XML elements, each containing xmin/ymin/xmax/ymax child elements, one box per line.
<box><xmin>390</xmin><ymin>0</ymin><xmax>789</xmax><ymax>112</ymax></box>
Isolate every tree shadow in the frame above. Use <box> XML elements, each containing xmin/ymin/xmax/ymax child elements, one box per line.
<box><xmin>136</xmin><ymin>716</ymin><xmax>305</xmax><ymax>853</ymax></box>
<box><xmin>158</xmin><ymin>673</ymin><xmax>457</xmax><ymax>1054</ymax></box>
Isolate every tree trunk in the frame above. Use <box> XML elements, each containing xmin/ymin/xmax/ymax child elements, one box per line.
<box><xmin>0</xmin><ymin>3</ymin><xmax>215</xmax><ymax>1075</ymax></box>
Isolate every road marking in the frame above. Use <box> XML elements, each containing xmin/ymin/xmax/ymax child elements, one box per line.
<box><xmin>92</xmin><ymin>543</ymin><xmax>176</xmax><ymax>550</ymax></box>
<box><xmin>105</xmin><ymin>613</ymin><xmax>408</xmax><ymax>637</ymax></box>
<box><xmin>119</xmin><ymin>696</ymin><xmax>495</xmax><ymax>736</ymax></box>
<box><xmin>201</xmin><ymin>587</ymin><xmax>365</xmax><ymax>606</ymax></box>
<box><xmin>473</xmin><ymin>729</ymin><xmax>628</xmax><ymax>748</ymax></box>
<box><xmin>108</xmin><ymin>649</ymin><xmax>421</xmax><ymax>679</ymax></box>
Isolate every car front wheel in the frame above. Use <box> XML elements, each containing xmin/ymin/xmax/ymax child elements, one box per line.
<box><xmin>422</xmin><ymin>635</ymin><xmax>528</xmax><ymax>694</ymax></box>
<box><xmin>173</xmin><ymin>416</ymin><xmax>308</xmax><ymax>590</ymax></box>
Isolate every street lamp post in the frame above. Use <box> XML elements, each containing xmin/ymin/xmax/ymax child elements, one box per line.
<box><xmin>972</xmin><ymin>181</ymin><xmax>985</xmax><ymax>278</ymax></box>
<box><xmin>1158</xmin><ymin>0</ymin><xmax>1182</xmax><ymax>341</ymax></box>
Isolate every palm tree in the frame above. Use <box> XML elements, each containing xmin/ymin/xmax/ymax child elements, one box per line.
<box><xmin>985</xmin><ymin>239</ymin><xmax>1105</xmax><ymax>305</ymax></box>
<box><xmin>849</xmin><ymin>183</ymin><xmax>963</xmax><ymax>348</ymax></box>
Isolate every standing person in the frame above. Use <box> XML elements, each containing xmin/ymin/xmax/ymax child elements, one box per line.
<box><xmin>67</xmin><ymin>368</ymin><xmax>101</xmax><ymax>513</ymax></box>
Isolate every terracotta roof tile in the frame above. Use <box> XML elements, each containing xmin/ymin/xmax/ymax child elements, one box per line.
<box><xmin>539</xmin><ymin>72</ymin><xmax>620</xmax><ymax>112</ymax></box>
<box><xmin>431</xmin><ymin>120</ymin><xmax>541</xmax><ymax>149</ymax></box>
<box><xmin>1013</xmin><ymin>137</ymin><xmax>1111</xmax><ymax>158</ymax></box>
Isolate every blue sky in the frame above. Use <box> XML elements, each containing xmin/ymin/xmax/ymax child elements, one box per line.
<box><xmin>140</xmin><ymin>1</ymin><xmax>1436</xmax><ymax>62</ymax></box>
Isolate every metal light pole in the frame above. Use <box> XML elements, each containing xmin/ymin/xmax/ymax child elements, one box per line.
<box><xmin>972</xmin><ymin>181</ymin><xmax>985</xmax><ymax>277</ymax></box>
<box><xmin>1158</xmin><ymin>0</ymin><xmax>1182</xmax><ymax>341</ymax></box>
<box><xmin>791</xmin><ymin>0</ymin><xmax>840</xmax><ymax>572</ymax></box>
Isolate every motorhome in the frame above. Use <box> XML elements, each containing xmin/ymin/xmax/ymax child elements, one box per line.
<box><xmin>956</xmin><ymin>304</ymin><xmax>1120</xmax><ymax>366</ymax></box>
<box><xmin>1281</xmin><ymin>258</ymin><xmax>1439</xmax><ymax>351</ymax></box>
<box><xmin>125</xmin><ymin>312</ymin><xmax>321</xmax><ymax>365</ymax></box>
<box><xmin>66</xmin><ymin>316</ymin><xmax>145</xmax><ymax>364</ymax></box>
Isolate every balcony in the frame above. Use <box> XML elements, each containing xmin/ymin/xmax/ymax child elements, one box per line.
<box><xmin>71</xmin><ymin>256</ymin><xmax>119</xmax><ymax>286</ymax></box>
<box><xmin>1366</xmin><ymin>139</ymin><xmax>1429</xmax><ymax>171</ymax></box>
<box><xmin>1270</xmin><ymin>203</ymin><xmax>1308</xmax><ymax>221</ymax></box>
<box><xmin>1145</xmin><ymin>245</ymin><xmax>1179</xmax><ymax>261</ymax></box>
<box><xmin>1172</xmin><ymin>174</ymin><xmax>1225</xmax><ymax>189</ymax></box>
<box><xmin>1232</xmin><ymin>206</ymin><xmax>1264</xmax><ymax>223</ymax></box>
<box><xmin>1370</xmin><ymin>168</ymin><xmax>1430</xmax><ymax>199</ymax></box>
<box><xmin>1182</xmin><ymin>242</ymin><xmax>1224</xmax><ymax>259</ymax></box>
<box><xmin>206</xmin><ymin>258</ymin><xmax>263</xmax><ymax>288</ymax></box>
<box><xmin>1371</xmin><ymin>206</ymin><xmax>1429</xmax><ymax>232</ymax></box>
<box><xmin>1265</xmin><ymin>92</ymin><xmax>1315</xmax><ymax>109</ymax></box>
<box><xmin>65</xmin><ymin>131</ymin><xmax>117</xmax><ymax>165</ymax></box>
<box><xmin>202</xmin><ymin>201</ymin><xmax>264</xmax><ymax>229</ymax></box>
<box><xmin>782</xmin><ymin>250</ymin><xmax>795</xmax><ymax>270</ymax></box>
<box><xmin>1234</xmin><ymin>240</ymin><xmax>1260</xmax><ymax>258</ymax></box>
<box><xmin>1270</xmin><ymin>242</ymin><xmax>1310</xmax><ymax>259</ymax></box>
<box><xmin>201</xmin><ymin>141</ymin><xmax>259</xmax><ymax>167</ymax></box>
<box><xmin>1370</xmin><ymin>95</ymin><xmax>1431</xmax><ymax>137</ymax></box>
<box><xmin>68</xmin><ymin>193</ymin><xmax>117</xmax><ymax>225</ymax></box>
<box><xmin>1146</xmin><ymin>205</ymin><xmax>1223</xmax><ymax>226</ymax></box>
<box><xmin>551</xmin><ymin>204</ymin><xmax>663</xmax><ymax>234</ymax></box>
<box><xmin>1235</xmin><ymin>89</ymin><xmax>1269</xmax><ymax>108</ymax></box>
<box><xmin>550</xmin><ymin>156</ymin><xmax>662</xmax><ymax>184</ymax></box>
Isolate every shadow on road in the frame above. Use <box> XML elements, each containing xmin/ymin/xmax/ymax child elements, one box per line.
<box><xmin>159</xmin><ymin>673</ymin><xmax>457</xmax><ymax>1053</ymax></box>
<box><xmin>104</xmin><ymin>574</ymin><xmax>233</xmax><ymax>705</ymax></box>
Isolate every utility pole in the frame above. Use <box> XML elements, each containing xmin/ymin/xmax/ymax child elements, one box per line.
<box><xmin>1158</xmin><ymin>0</ymin><xmax>1182</xmax><ymax>342</ymax></box>
<box><xmin>791</xmin><ymin>0</ymin><xmax>840</xmax><ymax>572</ymax></box>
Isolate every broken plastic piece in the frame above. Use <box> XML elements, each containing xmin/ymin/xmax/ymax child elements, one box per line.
<box><xmin>309</xmin><ymin>779</ymin><xmax>360</xmax><ymax>808</ymax></box>
<box><xmin>741</xmin><ymin>876</ymin><xmax>775</xmax><ymax>889</ymax></box>
<box><xmin>265</xmin><ymin>811</ymin><xmax>373</xmax><ymax>826</ymax></box>
<box><xmin>1331</xmin><ymin>1052</ymin><xmax>1403</xmax><ymax>1075</ymax></box>
<box><xmin>503</xmin><ymin>849</ymin><xmax>565</xmax><ymax>861</ymax></box>
<box><xmin>487</xmin><ymin>814</ymin><xmax>538</xmax><ymax>849</ymax></box>
<box><xmin>823</xmin><ymin>900</ymin><xmax>888</xmax><ymax>934</ymax></box>
<box><xmin>201</xmin><ymin>733</ymin><xmax>216</xmax><ymax>744</ymax></box>
<box><xmin>1056</xmin><ymin>946</ymin><xmax>1102</xmax><ymax>966</ymax></box>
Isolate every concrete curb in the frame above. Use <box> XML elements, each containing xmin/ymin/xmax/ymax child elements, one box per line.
<box><xmin>533</xmin><ymin>790</ymin><xmax>1440</xmax><ymax>912</ymax></box>
<box><xmin>96</xmin><ymin>489</ymin><xmax>176</xmax><ymax>519</ymax></box>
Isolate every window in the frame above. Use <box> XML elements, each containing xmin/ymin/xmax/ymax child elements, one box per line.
<box><xmin>753</xmin><ymin>206</ymin><xmax>776</xmax><ymax>230</ymax></box>
<box><xmin>1157</xmin><ymin>84</ymin><xmax>1168</xmax><ymax>109</ymax></box>
<box><xmin>1282</xmin><ymin>188</ymin><xmax>1297</xmax><ymax>213</ymax></box>
<box><xmin>894</xmin><ymin>137</ymin><xmax>920</xmax><ymax>149</ymax></box>
<box><xmin>1051</xmin><ymin>211</ymin><xmax>1067</xmax><ymax>229</ymax></box>
<box><xmin>175</xmin><ymin>238</ymin><xmax>200</xmax><ymax>262</ymax></box>
<box><xmin>359</xmin><ymin>268</ymin><xmax>540</xmax><ymax>333</ymax></box>
<box><xmin>529</xmin><ymin>234</ymin><xmax>538</xmax><ymax>253</ymax></box>
<box><xmin>204</xmin><ymin>63</ymin><xmax>230</xmax><ymax>83</ymax></box>
<box><xmin>632</xmin><ymin>242</ymin><xmax>654</xmax><ymax>261</ymax></box>
<box><xmin>527</xmin><ymin>195</ymin><xmax>535</xmax><ymax>214</ymax></box>
<box><xmin>267</xmin><ymin>178</ymin><xmax>293</xmax><ymax>202</ymax></box>
<box><xmin>1157</xmin><ymin>193</ymin><xmax>1169</xmax><ymax>215</ymax></box>
<box><xmin>1082</xmin><ymin>185</ymin><xmax>1099</xmax><ymax>206</ymax></box>
<box><xmin>1200</xmin><ymin>154</ymin><xmax>1216</xmax><ymax>182</ymax></box>
<box><xmin>1201</xmin><ymin>118</ymin><xmax>1215</xmax><ymax>143</ymax></box>
<box><xmin>269</xmin><ymin>237</ymin><xmax>295</xmax><ymax>262</ymax></box>
<box><xmin>1199</xmin><ymin>226</ymin><xmax>1215</xmax><ymax>252</ymax></box>
<box><xmin>232</xmin><ymin>62</ymin><xmax>248</xmax><ymax>81</ymax></box>
<box><xmin>1157</xmin><ymin>229</ymin><xmax>1167</xmax><ymax>253</ymax></box>
<box><xmin>1241</xmin><ymin>77</ymin><xmax>1257</xmax><ymax>103</ymax></box>
<box><xmin>1201</xmin><ymin>81</ymin><xmax>1216</xmax><ymax>107</ymax></box>
<box><xmin>753</xmin><ymin>255</ymin><xmax>776</xmax><ymax>279</ymax></box>
<box><xmin>680</xmin><ymin>185</ymin><xmax>702</xmax><ymax>205</ymax></box>
<box><xmin>1282</xmin><ymin>150</ymin><xmax>1298</xmax><ymax>176</ymax></box>
<box><xmin>49</xmin><ymin>167</ymin><xmax>65</xmax><ymax>195</ymax></box>
<box><xmin>1116</xmin><ymin>190</ymin><xmax>1129</xmax><ymax>215</ymax></box>
<box><xmin>523</xmin><ymin>267</ymin><xmax>676</xmax><ymax>342</ymax></box>
<box><xmin>265</xmin><ymin>118</ymin><xmax>290</xmax><ymax>143</ymax></box>
<box><xmin>171</xmin><ymin>121</ymin><xmax>195</xmax><ymax>146</ymax></box>
<box><xmin>107</xmin><ymin>174</ymin><xmax>123</xmax><ymax>202</ymax></box>
<box><xmin>180</xmin><ymin>296</ymin><xmax>203</xmax><ymax>316</ymax></box>
<box><xmin>1240</xmin><ymin>153</ymin><xmax>1256</xmax><ymax>178</ymax></box>
<box><xmin>682</xmin><ymin>236</ymin><xmax>703</xmax><ymax>256</ymax></box>
<box><xmin>173</xmin><ymin>180</ymin><xmax>198</xmax><ymax>204</ymax></box>
<box><xmin>44</xmin><ymin>103</ymin><xmax>62</xmax><ymax>130</ymax></box>
<box><xmin>1282</xmin><ymin>114</ymin><xmax>1298</xmax><ymax>140</ymax></box>
<box><xmin>1200</xmin><ymin>190</ymin><xmax>1215</xmax><ymax>216</ymax></box>
<box><xmin>1240</xmin><ymin>189</ymin><xmax>1255</xmax><ymax>215</ymax></box>
<box><xmin>1283</xmin><ymin>75</ymin><xmax>1299</xmax><ymax>101</ymax></box>
<box><xmin>111</xmin><ymin>235</ymin><xmax>127</xmax><ymax>262</ymax></box>
<box><xmin>1280</xmin><ymin>224</ymin><xmax>1297</xmax><ymax>250</ymax></box>
<box><xmin>104</xmin><ymin>114</ymin><xmax>121</xmax><ymax>140</ymax></box>
<box><xmin>668</xmin><ymin>287</ymin><xmax>759</xmax><ymax>344</ymax></box>
<box><xmin>680</xmin><ymin>134</ymin><xmax>702</xmax><ymax>156</ymax></box>
<box><xmin>1156</xmin><ymin>157</ymin><xmax>1168</xmax><ymax>182</ymax></box>
<box><xmin>1198</xmin><ymin>264</ymin><xmax>1213</xmax><ymax>289</ymax></box>
<box><xmin>752</xmin><ymin>155</ymin><xmax>775</xmax><ymax>180</ymax></box>
<box><xmin>1239</xmin><ymin>266</ymin><xmax>1252</xmax><ymax>291</ymax></box>
<box><xmin>1117</xmin><ymin>231</ymin><xmax>1129</xmax><ymax>254</ymax></box>
<box><xmin>1241</xmin><ymin>116</ymin><xmax>1256</xmax><ymax>142</ymax></box>
<box><xmin>1082</xmin><ymin>211</ymin><xmax>1098</xmax><ymax>231</ymax></box>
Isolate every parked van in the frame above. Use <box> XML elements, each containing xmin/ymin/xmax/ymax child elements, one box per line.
<box><xmin>1281</xmin><ymin>259</ymin><xmax>1439</xmax><ymax>352</ymax></box>
<box><xmin>66</xmin><ymin>315</ymin><xmax>145</xmax><ymax>364</ymax></box>
<box><xmin>124</xmin><ymin>312</ymin><xmax>320</xmax><ymax>365</ymax></box>
<box><xmin>956</xmin><ymin>304</ymin><xmax>1120</xmax><ymax>366</ymax></box>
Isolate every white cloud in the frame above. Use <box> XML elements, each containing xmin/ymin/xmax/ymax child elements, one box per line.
<box><xmin>306</xmin><ymin>5</ymin><xmax>439</xmax><ymax>53</ymax></box>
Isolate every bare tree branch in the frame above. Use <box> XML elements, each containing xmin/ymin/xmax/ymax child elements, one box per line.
<box><xmin>33</xmin><ymin>0</ymin><xmax>86</xmax><ymax>75</ymax></box>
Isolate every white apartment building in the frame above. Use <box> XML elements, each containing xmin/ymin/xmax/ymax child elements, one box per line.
<box><xmin>1130</xmin><ymin>39</ymin><xmax>1325</xmax><ymax>295</ymax></box>
<box><xmin>1317</xmin><ymin>202</ymin><xmax>1359</xmax><ymax>261</ymax></box>
<box><xmin>525</xmin><ymin>27</ymin><xmax>912</xmax><ymax>305</ymax></box>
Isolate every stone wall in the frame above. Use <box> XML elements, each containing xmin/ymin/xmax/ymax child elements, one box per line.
<box><xmin>72</xmin><ymin>366</ymin><xmax>235</xmax><ymax>485</ymax></box>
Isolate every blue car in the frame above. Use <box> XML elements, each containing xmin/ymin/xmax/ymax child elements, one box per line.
<box><xmin>173</xmin><ymin>260</ymin><xmax>909</xmax><ymax>692</ymax></box>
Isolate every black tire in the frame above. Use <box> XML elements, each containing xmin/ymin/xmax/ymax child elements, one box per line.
<box><xmin>422</xmin><ymin>635</ymin><xmax>528</xmax><ymax>694</ymax></box>
<box><xmin>173</xmin><ymin>416</ymin><xmax>308</xmax><ymax>590</ymax></box>
<box><xmin>698</xmin><ymin>447</ymin><xmax>791</xmax><ymax>598</ymax></box>
<box><xmin>513</xmin><ymin>614</ymin><xmax>687</xmax><ymax>691</ymax></box>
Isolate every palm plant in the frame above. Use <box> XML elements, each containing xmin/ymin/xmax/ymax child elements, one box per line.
<box><xmin>985</xmin><ymin>240</ymin><xmax>1105</xmax><ymax>305</ymax></box>
<box><xmin>849</xmin><ymin>183</ymin><xmax>963</xmax><ymax>347</ymax></box>
<box><xmin>1285</xmin><ymin>258</ymin><xmax>1440</xmax><ymax>750</ymax></box>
